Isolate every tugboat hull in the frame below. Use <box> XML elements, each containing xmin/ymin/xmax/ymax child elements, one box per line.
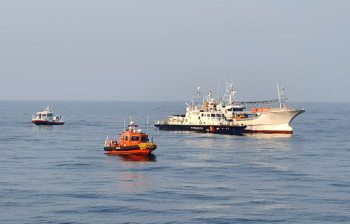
<box><xmin>155</xmin><ymin>124</ymin><xmax>246</xmax><ymax>135</ymax></box>
<box><xmin>31</xmin><ymin>120</ymin><xmax>65</xmax><ymax>125</ymax></box>
<box><xmin>104</xmin><ymin>145</ymin><xmax>156</xmax><ymax>155</ymax></box>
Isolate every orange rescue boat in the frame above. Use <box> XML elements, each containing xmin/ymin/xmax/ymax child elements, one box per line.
<box><xmin>104</xmin><ymin>117</ymin><xmax>157</xmax><ymax>155</ymax></box>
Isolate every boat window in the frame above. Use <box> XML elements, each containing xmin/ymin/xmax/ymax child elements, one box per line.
<box><xmin>131</xmin><ymin>136</ymin><xmax>140</xmax><ymax>141</ymax></box>
<box><xmin>211</xmin><ymin>114</ymin><xmax>215</xmax><ymax>117</ymax></box>
<box><xmin>216</xmin><ymin>114</ymin><xmax>221</xmax><ymax>117</ymax></box>
<box><xmin>207</xmin><ymin>114</ymin><xmax>210</xmax><ymax>117</ymax></box>
<box><xmin>125</xmin><ymin>136</ymin><xmax>129</xmax><ymax>141</ymax></box>
<box><xmin>201</xmin><ymin>114</ymin><xmax>203</xmax><ymax>117</ymax></box>
<box><xmin>141</xmin><ymin>136</ymin><xmax>148</xmax><ymax>142</ymax></box>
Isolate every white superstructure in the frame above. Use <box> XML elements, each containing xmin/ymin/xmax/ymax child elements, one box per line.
<box><xmin>160</xmin><ymin>91</ymin><xmax>232</xmax><ymax>126</ymax></box>
<box><xmin>154</xmin><ymin>89</ymin><xmax>247</xmax><ymax>135</ymax></box>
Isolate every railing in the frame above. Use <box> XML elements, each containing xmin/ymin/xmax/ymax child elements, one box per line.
<box><xmin>155</xmin><ymin>120</ymin><xmax>168</xmax><ymax>125</ymax></box>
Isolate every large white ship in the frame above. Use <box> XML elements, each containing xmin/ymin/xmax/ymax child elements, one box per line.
<box><xmin>216</xmin><ymin>82</ymin><xmax>305</xmax><ymax>134</ymax></box>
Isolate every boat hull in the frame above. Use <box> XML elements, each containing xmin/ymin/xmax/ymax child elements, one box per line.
<box><xmin>106</xmin><ymin>154</ymin><xmax>157</xmax><ymax>162</ymax></box>
<box><xmin>104</xmin><ymin>145</ymin><xmax>155</xmax><ymax>155</ymax></box>
<box><xmin>235</xmin><ymin>109</ymin><xmax>305</xmax><ymax>134</ymax></box>
<box><xmin>31</xmin><ymin>120</ymin><xmax>65</xmax><ymax>125</ymax></box>
<box><xmin>154</xmin><ymin>124</ymin><xmax>246</xmax><ymax>135</ymax></box>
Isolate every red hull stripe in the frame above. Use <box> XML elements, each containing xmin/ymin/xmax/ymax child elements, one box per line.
<box><xmin>244</xmin><ymin>130</ymin><xmax>293</xmax><ymax>134</ymax></box>
<box><xmin>107</xmin><ymin>149</ymin><xmax>154</xmax><ymax>155</ymax></box>
<box><xmin>31</xmin><ymin>120</ymin><xmax>65</xmax><ymax>125</ymax></box>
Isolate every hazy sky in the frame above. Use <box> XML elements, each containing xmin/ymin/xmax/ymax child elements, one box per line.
<box><xmin>1</xmin><ymin>0</ymin><xmax>349</xmax><ymax>102</ymax></box>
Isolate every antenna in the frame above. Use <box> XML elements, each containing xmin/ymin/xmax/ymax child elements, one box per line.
<box><xmin>124</xmin><ymin>119</ymin><xmax>126</xmax><ymax>131</ymax></box>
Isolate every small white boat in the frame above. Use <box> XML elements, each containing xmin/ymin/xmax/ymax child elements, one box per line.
<box><xmin>31</xmin><ymin>104</ymin><xmax>65</xmax><ymax>125</ymax></box>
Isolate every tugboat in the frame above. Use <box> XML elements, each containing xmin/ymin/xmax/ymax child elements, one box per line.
<box><xmin>154</xmin><ymin>89</ymin><xmax>246</xmax><ymax>135</ymax></box>
<box><xmin>31</xmin><ymin>104</ymin><xmax>65</xmax><ymax>125</ymax></box>
<box><xmin>104</xmin><ymin>117</ymin><xmax>157</xmax><ymax>155</ymax></box>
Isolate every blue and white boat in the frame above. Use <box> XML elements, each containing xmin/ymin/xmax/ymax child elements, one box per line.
<box><xmin>154</xmin><ymin>89</ymin><xmax>246</xmax><ymax>135</ymax></box>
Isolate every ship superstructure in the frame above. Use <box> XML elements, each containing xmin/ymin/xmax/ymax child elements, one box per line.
<box><xmin>155</xmin><ymin>88</ymin><xmax>246</xmax><ymax>135</ymax></box>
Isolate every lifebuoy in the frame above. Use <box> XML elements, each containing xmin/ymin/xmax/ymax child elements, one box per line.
<box><xmin>199</xmin><ymin>121</ymin><xmax>202</xmax><ymax>125</ymax></box>
<box><xmin>185</xmin><ymin>119</ymin><xmax>188</xmax><ymax>122</ymax></box>
<box><xmin>225</xmin><ymin>110</ymin><xmax>228</xmax><ymax>114</ymax></box>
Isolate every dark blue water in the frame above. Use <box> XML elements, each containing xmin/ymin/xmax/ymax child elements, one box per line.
<box><xmin>1</xmin><ymin>101</ymin><xmax>350</xmax><ymax>223</ymax></box>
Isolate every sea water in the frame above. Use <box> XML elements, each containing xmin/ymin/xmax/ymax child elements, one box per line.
<box><xmin>0</xmin><ymin>101</ymin><xmax>350</xmax><ymax>223</ymax></box>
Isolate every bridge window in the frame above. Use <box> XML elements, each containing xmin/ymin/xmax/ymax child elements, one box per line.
<box><xmin>141</xmin><ymin>136</ymin><xmax>148</xmax><ymax>142</ymax></box>
<box><xmin>131</xmin><ymin>136</ymin><xmax>140</xmax><ymax>141</ymax></box>
<box><xmin>211</xmin><ymin>114</ymin><xmax>215</xmax><ymax>117</ymax></box>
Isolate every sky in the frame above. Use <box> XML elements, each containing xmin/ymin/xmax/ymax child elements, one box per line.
<box><xmin>0</xmin><ymin>0</ymin><xmax>349</xmax><ymax>102</ymax></box>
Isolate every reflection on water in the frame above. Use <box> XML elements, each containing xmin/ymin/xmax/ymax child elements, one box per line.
<box><xmin>32</xmin><ymin>125</ymin><xmax>55</xmax><ymax>131</ymax></box>
<box><xmin>183</xmin><ymin>133</ymin><xmax>238</xmax><ymax>149</ymax></box>
<box><xmin>253</xmin><ymin>161</ymin><xmax>290</xmax><ymax>171</ymax></box>
<box><xmin>106</xmin><ymin>154</ymin><xmax>157</xmax><ymax>193</ymax></box>
<box><xmin>119</xmin><ymin>171</ymin><xmax>153</xmax><ymax>193</ymax></box>
<box><xmin>105</xmin><ymin>154</ymin><xmax>156</xmax><ymax>193</ymax></box>
<box><xmin>243</xmin><ymin>133</ymin><xmax>293</xmax><ymax>139</ymax></box>
<box><xmin>106</xmin><ymin>153</ymin><xmax>157</xmax><ymax>162</ymax></box>
<box><xmin>246</xmin><ymin>134</ymin><xmax>293</xmax><ymax>152</ymax></box>
<box><xmin>182</xmin><ymin>132</ymin><xmax>294</xmax><ymax>153</ymax></box>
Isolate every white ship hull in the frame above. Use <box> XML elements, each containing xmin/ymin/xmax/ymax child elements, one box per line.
<box><xmin>234</xmin><ymin>108</ymin><xmax>305</xmax><ymax>134</ymax></box>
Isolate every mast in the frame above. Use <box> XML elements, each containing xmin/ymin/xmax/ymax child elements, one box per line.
<box><xmin>222</xmin><ymin>81</ymin><xmax>236</xmax><ymax>106</ymax></box>
<box><xmin>277</xmin><ymin>83</ymin><xmax>282</xmax><ymax>108</ymax></box>
<box><xmin>277</xmin><ymin>83</ymin><xmax>287</xmax><ymax>108</ymax></box>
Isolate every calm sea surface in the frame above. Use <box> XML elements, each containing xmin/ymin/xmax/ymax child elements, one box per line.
<box><xmin>1</xmin><ymin>101</ymin><xmax>350</xmax><ymax>223</ymax></box>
